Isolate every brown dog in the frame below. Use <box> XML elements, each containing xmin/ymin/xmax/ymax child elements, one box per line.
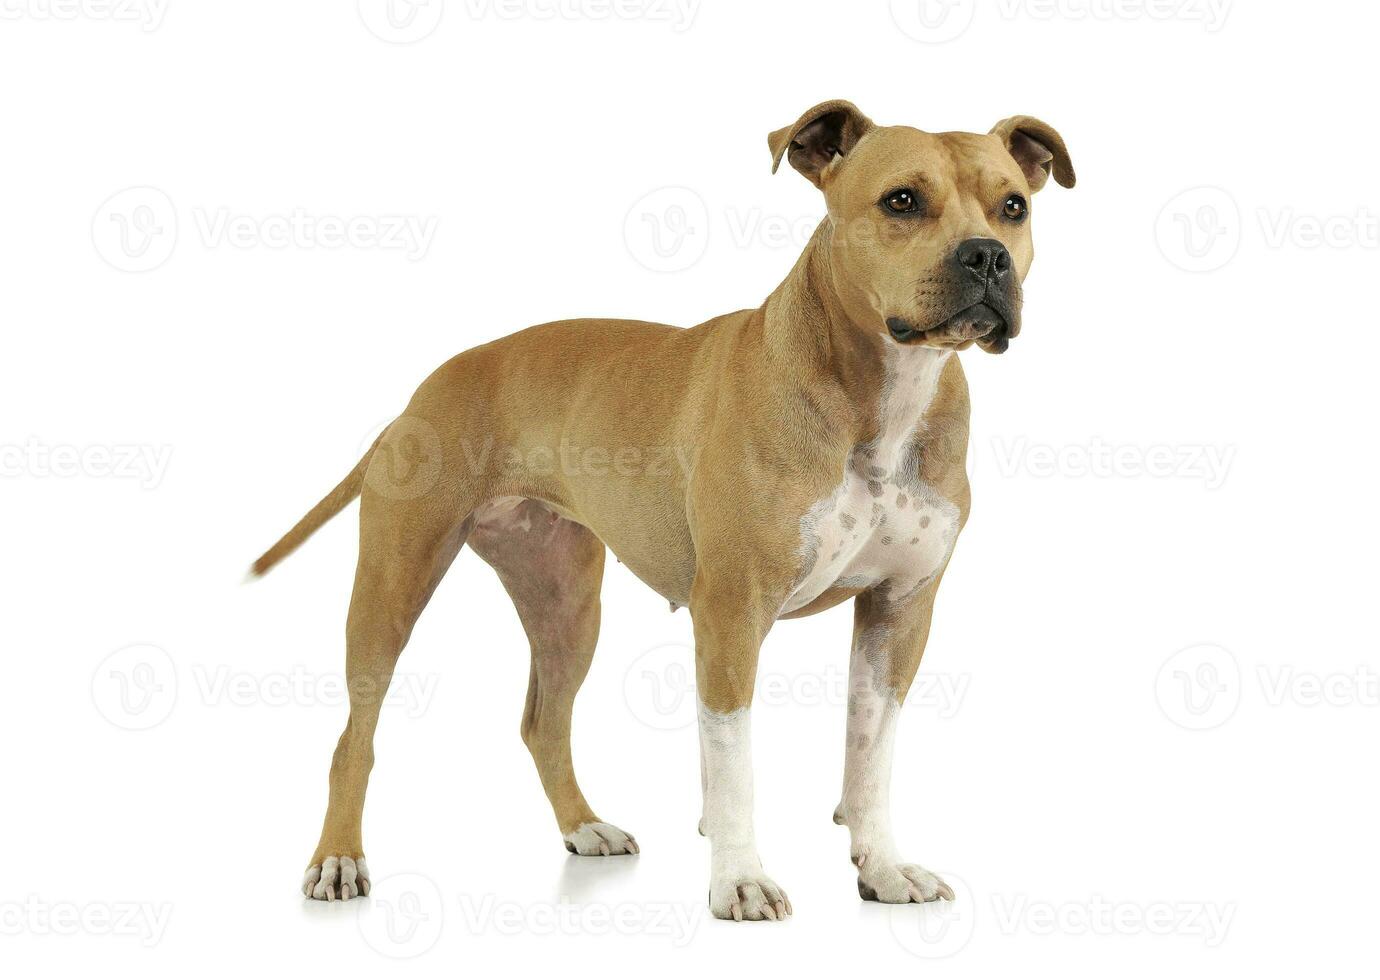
<box><xmin>252</xmin><ymin>99</ymin><xmax>1074</xmax><ymax>920</ymax></box>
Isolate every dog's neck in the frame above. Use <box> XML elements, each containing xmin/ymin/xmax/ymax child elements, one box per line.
<box><xmin>761</xmin><ymin>221</ymin><xmax>949</xmax><ymax>437</ymax></box>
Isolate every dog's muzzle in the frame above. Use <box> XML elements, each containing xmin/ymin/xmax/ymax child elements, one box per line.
<box><xmin>886</xmin><ymin>237</ymin><xmax>1020</xmax><ymax>353</ymax></box>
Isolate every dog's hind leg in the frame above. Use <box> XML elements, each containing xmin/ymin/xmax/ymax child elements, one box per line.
<box><xmin>469</xmin><ymin>498</ymin><xmax>638</xmax><ymax>857</ymax></box>
<box><xmin>303</xmin><ymin>483</ymin><xmax>473</xmax><ymax>901</ymax></box>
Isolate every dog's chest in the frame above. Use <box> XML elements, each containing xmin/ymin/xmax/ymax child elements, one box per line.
<box><xmin>783</xmin><ymin>349</ymin><xmax>961</xmax><ymax>615</ymax></box>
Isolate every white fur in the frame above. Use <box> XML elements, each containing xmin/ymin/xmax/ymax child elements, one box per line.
<box><xmin>838</xmin><ymin>626</ymin><xmax>953</xmax><ymax>904</ymax></box>
<box><xmin>303</xmin><ymin>855</ymin><xmax>370</xmax><ymax>901</ymax></box>
<box><xmin>697</xmin><ymin>700</ymin><xmax>789</xmax><ymax>919</ymax></box>
<box><xmin>563</xmin><ymin>822</ymin><xmax>638</xmax><ymax>856</ymax></box>
<box><xmin>840</xmin><ymin>632</ymin><xmax>902</xmax><ymax>868</ymax></box>
<box><xmin>784</xmin><ymin>346</ymin><xmax>960</xmax><ymax>615</ymax></box>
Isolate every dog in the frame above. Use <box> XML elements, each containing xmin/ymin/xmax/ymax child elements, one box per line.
<box><xmin>252</xmin><ymin>99</ymin><xmax>1074</xmax><ymax>920</ymax></box>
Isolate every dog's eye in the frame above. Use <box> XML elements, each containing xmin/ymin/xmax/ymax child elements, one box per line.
<box><xmin>1002</xmin><ymin>194</ymin><xmax>1028</xmax><ymax>221</ymax></box>
<box><xmin>883</xmin><ymin>189</ymin><xmax>920</xmax><ymax>214</ymax></box>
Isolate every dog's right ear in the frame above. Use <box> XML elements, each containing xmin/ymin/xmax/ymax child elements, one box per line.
<box><xmin>768</xmin><ymin>100</ymin><xmax>874</xmax><ymax>189</ymax></box>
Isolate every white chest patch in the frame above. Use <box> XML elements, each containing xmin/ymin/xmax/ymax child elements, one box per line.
<box><xmin>782</xmin><ymin>347</ymin><xmax>961</xmax><ymax>615</ymax></box>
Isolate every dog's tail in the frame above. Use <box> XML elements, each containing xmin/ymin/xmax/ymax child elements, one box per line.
<box><xmin>247</xmin><ymin>429</ymin><xmax>386</xmax><ymax>579</ymax></box>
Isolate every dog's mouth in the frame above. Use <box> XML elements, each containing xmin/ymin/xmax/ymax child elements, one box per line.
<box><xmin>886</xmin><ymin>302</ymin><xmax>1013</xmax><ymax>354</ymax></box>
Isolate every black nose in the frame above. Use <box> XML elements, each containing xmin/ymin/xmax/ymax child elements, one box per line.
<box><xmin>955</xmin><ymin>238</ymin><xmax>1011</xmax><ymax>282</ymax></box>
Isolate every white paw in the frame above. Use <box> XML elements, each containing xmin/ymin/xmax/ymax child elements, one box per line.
<box><xmin>854</xmin><ymin>851</ymin><xmax>953</xmax><ymax>904</ymax></box>
<box><xmin>563</xmin><ymin>822</ymin><xmax>639</xmax><ymax>856</ymax></box>
<box><xmin>709</xmin><ymin>867</ymin><xmax>792</xmax><ymax>921</ymax></box>
<box><xmin>302</xmin><ymin>855</ymin><xmax>370</xmax><ymax>901</ymax></box>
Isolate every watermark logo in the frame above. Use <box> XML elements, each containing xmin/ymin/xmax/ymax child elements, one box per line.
<box><xmin>1258</xmin><ymin>665</ymin><xmax>1380</xmax><ymax>708</ymax></box>
<box><xmin>623</xmin><ymin>642</ymin><xmax>697</xmax><ymax>730</ymax></box>
<box><xmin>192</xmin><ymin>665</ymin><xmax>438</xmax><ymax>717</ymax></box>
<box><xmin>358</xmin><ymin>873</ymin><xmax>445</xmax><ymax>958</ymax></box>
<box><xmin>1160</xmin><ymin>186</ymin><xmax>1380</xmax><ymax>272</ymax></box>
<box><xmin>461</xmin><ymin>0</ymin><xmax>699</xmax><ymax>30</ymax></box>
<box><xmin>623</xmin><ymin>186</ymin><xmax>709</xmax><ymax>273</ymax></box>
<box><xmin>0</xmin><ymin>0</ymin><xmax>169</xmax><ymax>30</ymax></box>
<box><xmin>457</xmin><ymin>895</ymin><xmax>701</xmax><ymax>943</ymax></box>
<box><xmin>1155</xmin><ymin>643</ymin><xmax>1240</xmax><ymax>731</ymax></box>
<box><xmin>357</xmin><ymin>0</ymin><xmax>444</xmax><ymax>42</ymax></box>
<box><xmin>93</xmin><ymin>188</ymin><xmax>439</xmax><ymax>271</ymax></box>
<box><xmin>889</xmin><ymin>885</ymin><xmax>1234</xmax><ymax>957</ymax></box>
<box><xmin>889</xmin><ymin>0</ymin><xmax>976</xmax><ymax>43</ymax></box>
<box><xmin>892</xmin><ymin>0</ymin><xmax>1229</xmax><ymax>43</ymax></box>
<box><xmin>1155</xmin><ymin>186</ymin><xmax>1241</xmax><ymax>273</ymax></box>
<box><xmin>0</xmin><ymin>896</ymin><xmax>173</xmax><ymax>946</ymax></box>
<box><xmin>991</xmin><ymin>894</ymin><xmax>1234</xmax><ymax>946</ymax></box>
<box><xmin>990</xmin><ymin>436</ymin><xmax>1235</xmax><ymax>490</ymax></box>
<box><xmin>363</xmin><ymin>415</ymin><xmax>443</xmax><ymax>501</ymax></box>
<box><xmin>623</xmin><ymin>642</ymin><xmax>969</xmax><ymax>730</ymax></box>
<box><xmin>888</xmin><ymin>873</ymin><xmax>976</xmax><ymax>958</ymax></box>
<box><xmin>358</xmin><ymin>0</ymin><xmax>700</xmax><ymax>41</ymax></box>
<box><xmin>93</xmin><ymin>647</ymin><xmax>441</xmax><ymax>728</ymax></box>
<box><xmin>0</xmin><ymin>438</ymin><xmax>172</xmax><ymax>488</ymax></box>
<box><xmin>92</xmin><ymin>187</ymin><xmax>178</xmax><ymax>273</ymax></box>
<box><xmin>91</xmin><ymin>643</ymin><xmax>178</xmax><ymax>731</ymax></box>
<box><xmin>1258</xmin><ymin>207</ymin><xmax>1380</xmax><ymax>250</ymax></box>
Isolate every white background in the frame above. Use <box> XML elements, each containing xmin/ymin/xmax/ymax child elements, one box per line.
<box><xmin>2</xmin><ymin>0</ymin><xmax>1376</xmax><ymax>975</ymax></box>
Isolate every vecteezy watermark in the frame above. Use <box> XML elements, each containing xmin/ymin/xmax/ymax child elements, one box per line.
<box><xmin>91</xmin><ymin>187</ymin><xmax>178</xmax><ymax>273</ymax></box>
<box><xmin>192</xmin><ymin>665</ymin><xmax>439</xmax><ymax>717</ymax></box>
<box><xmin>355</xmin><ymin>419</ymin><xmax>706</xmax><ymax>502</ymax></box>
<box><xmin>458</xmin><ymin>435</ymin><xmax>695</xmax><ymax>480</ymax></box>
<box><xmin>0</xmin><ymin>438</ymin><xmax>172</xmax><ymax>489</ymax></box>
<box><xmin>0</xmin><ymin>0</ymin><xmax>169</xmax><ymax>30</ymax></box>
<box><xmin>890</xmin><ymin>0</ymin><xmax>1230</xmax><ymax>43</ymax></box>
<box><xmin>357</xmin><ymin>873</ymin><xmax>445</xmax><ymax>959</ymax></box>
<box><xmin>358</xmin><ymin>0</ymin><xmax>699</xmax><ymax>43</ymax></box>
<box><xmin>989</xmin><ymin>894</ymin><xmax>1235</xmax><ymax>947</ymax></box>
<box><xmin>92</xmin><ymin>187</ymin><xmax>439</xmax><ymax>272</ymax></box>
<box><xmin>0</xmin><ymin>896</ymin><xmax>173</xmax><ymax>947</ymax></box>
<box><xmin>1155</xmin><ymin>643</ymin><xmax>1241</xmax><ymax>731</ymax></box>
<box><xmin>626</xmin><ymin>188</ymin><xmax>935</xmax><ymax>273</ymax></box>
<box><xmin>93</xmin><ymin>645</ymin><xmax>441</xmax><ymax>730</ymax></box>
<box><xmin>1155</xmin><ymin>186</ymin><xmax>1242</xmax><ymax>273</ymax></box>
<box><xmin>889</xmin><ymin>881</ymin><xmax>1233</xmax><ymax>959</ymax></box>
<box><xmin>1257</xmin><ymin>208</ymin><xmax>1380</xmax><ymax>250</ymax></box>
<box><xmin>459</xmin><ymin>0</ymin><xmax>699</xmax><ymax>30</ymax></box>
<box><xmin>1159</xmin><ymin>645</ymin><xmax>1380</xmax><ymax>731</ymax></box>
<box><xmin>1157</xmin><ymin>186</ymin><xmax>1380</xmax><ymax>272</ymax></box>
<box><xmin>888</xmin><ymin>873</ymin><xmax>976</xmax><ymax>958</ymax></box>
<box><xmin>623</xmin><ymin>642</ymin><xmax>969</xmax><ymax>731</ymax></box>
<box><xmin>888</xmin><ymin>0</ymin><xmax>977</xmax><ymax>43</ymax></box>
<box><xmin>623</xmin><ymin>189</ymin><xmax>828</xmax><ymax>273</ymax></box>
<box><xmin>190</xmin><ymin>209</ymin><xmax>438</xmax><ymax>258</ymax></box>
<box><xmin>457</xmin><ymin>895</ymin><xmax>701</xmax><ymax>944</ymax></box>
<box><xmin>357</xmin><ymin>883</ymin><xmax>700</xmax><ymax>955</ymax></box>
<box><xmin>1257</xmin><ymin>665</ymin><xmax>1380</xmax><ymax>708</ymax></box>
<box><xmin>623</xmin><ymin>187</ymin><xmax>710</xmax><ymax>273</ymax></box>
<box><xmin>357</xmin><ymin>0</ymin><xmax>445</xmax><ymax>43</ymax></box>
<box><xmin>92</xmin><ymin>644</ymin><xmax>179</xmax><ymax>731</ymax></box>
<box><xmin>990</xmin><ymin>436</ymin><xmax>1235</xmax><ymax>490</ymax></box>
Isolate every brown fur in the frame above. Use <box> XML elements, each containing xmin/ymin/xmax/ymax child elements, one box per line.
<box><xmin>257</xmin><ymin>100</ymin><xmax>1073</xmax><ymax>911</ymax></box>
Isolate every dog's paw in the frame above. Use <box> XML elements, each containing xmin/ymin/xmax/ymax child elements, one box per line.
<box><xmin>709</xmin><ymin>871</ymin><xmax>792</xmax><ymax>921</ymax></box>
<box><xmin>302</xmin><ymin>855</ymin><xmax>370</xmax><ymax>901</ymax></box>
<box><xmin>854</xmin><ymin>853</ymin><xmax>953</xmax><ymax>904</ymax></box>
<box><xmin>563</xmin><ymin>822</ymin><xmax>639</xmax><ymax>856</ymax></box>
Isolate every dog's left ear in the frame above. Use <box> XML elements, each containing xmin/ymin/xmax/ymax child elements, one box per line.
<box><xmin>768</xmin><ymin>100</ymin><xmax>874</xmax><ymax>189</ymax></box>
<box><xmin>990</xmin><ymin>116</ymin><xmax>1076</xmax><ymax>192</ymax></box>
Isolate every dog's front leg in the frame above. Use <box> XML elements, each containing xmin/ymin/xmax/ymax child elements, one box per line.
<box><xmin>692</xmin><ymin>580</ymin><xmax>791</xmax><ymax>922</ymax></box>
<box><xmin>836</xmin><ymin>579</ymin><xmax>956</xmax><ymax>905</ymax></box>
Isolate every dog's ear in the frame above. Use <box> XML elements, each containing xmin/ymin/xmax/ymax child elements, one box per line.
<box><xmin>990</xmin><ymin>116</ymin><xmax>1076</xmax><ymax>192</ymax></box>
<box><xmin>768</xmin><ymin>100</ymin><xmax>874</xmax><ymax>189</ymax></box>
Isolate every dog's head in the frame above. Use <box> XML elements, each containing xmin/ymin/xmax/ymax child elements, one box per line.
<box><xmin>769</xmin><ymin>101</ymin><xmax>1075</xmax><ymax>353</ymax></box>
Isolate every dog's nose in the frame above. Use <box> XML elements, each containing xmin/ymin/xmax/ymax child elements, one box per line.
<box><xmin>955</xmin><ymin>238</ymin><xmax>1012</xmax><ymax>282</ymax></box>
